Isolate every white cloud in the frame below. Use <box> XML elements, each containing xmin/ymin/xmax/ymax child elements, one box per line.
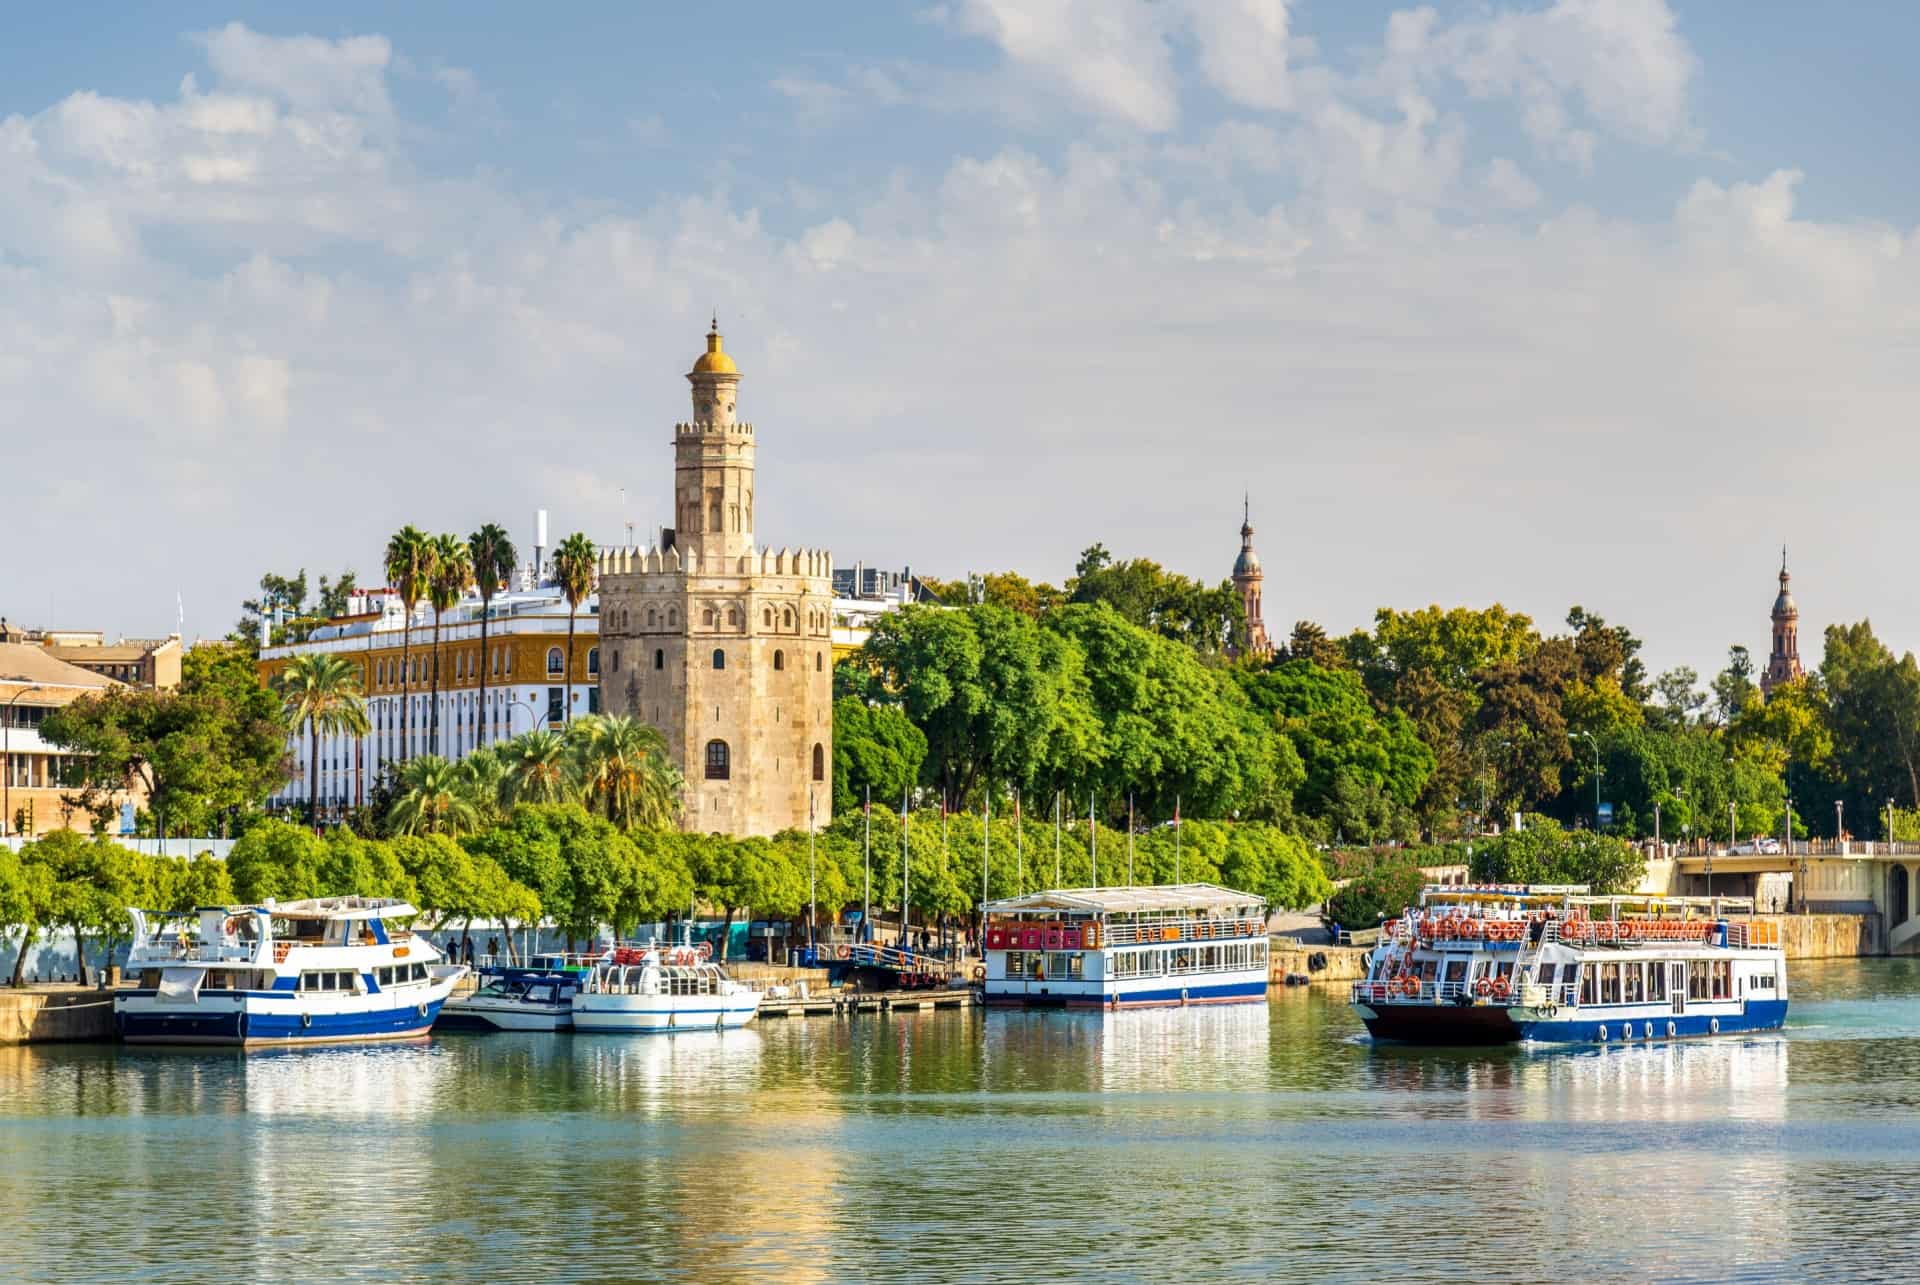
<box><xmin>5</xmin><ymin>16</ymin><xmax>1917</xmax><ymax>686</ymax></box>
<box><xmin>1181</xmin><ymin>0</ymin><xmax>1296</xmax><ymax>111</ymax></box>
<box><xmin>940</xmin><ymin>0</ymin><xmax>1181</xmax><ymax>131</ymax></box>
<box><xmin>194</xmin><ymin>23</ymin><xmax>393</xmax><ymax>119</ymax></box>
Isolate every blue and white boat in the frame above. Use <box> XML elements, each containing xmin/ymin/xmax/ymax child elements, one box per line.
<box><xmin>1350</xmin><ymin>884</ymin><xmax>1788</xmax><ymax>1045</ymax></box>
<box><xmin>114</xmin><ymin>898</ymin><xmax>466</xmax><ymax>1046</ymax></box>
<box><xmin>980</xmin><ymin>884</ymin><xmax>1270</xmax><ymax>1009</ymax></box>
<box><xmin>570</xmin><ymin>944</ymin><xmax>762</xmax><ymax>1034</ymax></box>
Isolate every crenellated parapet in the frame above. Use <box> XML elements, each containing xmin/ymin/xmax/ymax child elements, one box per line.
<box><xmin>676</xmin><ymin>420</ymin><xmax>755</xmax><ymax>438</ymax></box>
<box><xmin>595</xmin><ymin>544</ymin><xmax>833</xmax><ymax>581</ymax></box>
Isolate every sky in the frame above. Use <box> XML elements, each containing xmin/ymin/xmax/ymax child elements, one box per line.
<box><xmin>4</xmin><ymin>1</ymin><xmax>1918</xmax><ymax>686</ymax></box>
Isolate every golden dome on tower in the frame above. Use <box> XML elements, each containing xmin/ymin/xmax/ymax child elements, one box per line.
<box><xmin>690</xmin><ymin>317</ymin><xmax>738</xmax><ymax>376</ymax></box>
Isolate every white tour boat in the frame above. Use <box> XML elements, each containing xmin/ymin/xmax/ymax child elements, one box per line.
<box><xmin>570</xmin><ymin>944</ymin><xmax>762</xmax><ymax>1034</ymax></box>
<box><xmin>114</xmin><ymin>898</ymin><xmax>466</xmax><ymax>1046</ymax></box>
<box><xmin>1349</xmin><ymin>884</ymin><xmax>1788</xmax><ymax>1045</ymax></box>
<box><xmin>980</xmin><ymin>884</ymin><xmax>1270</xmax><ymax>1009</ymax></box>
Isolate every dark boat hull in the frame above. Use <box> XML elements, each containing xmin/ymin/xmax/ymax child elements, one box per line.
<box><xmin>1354</xmin><ymin>1000</ymin><xmax>1520</xmax><ymax>1045</ymax></box>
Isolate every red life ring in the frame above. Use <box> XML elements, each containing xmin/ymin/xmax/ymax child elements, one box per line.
<box><xmin>695</xmin><ymin>941</ymin><xmax>713</xmax><ymax>960</ymax></box>
<box><xmin>1474</xmin><ymin>978</ymin><xmax>1494</xmax><ymax>998</ymax></box>
<box><xmin>835</xmin><ymin>945</ymin><xmax>851</xmax><ymax>960</ymax></box>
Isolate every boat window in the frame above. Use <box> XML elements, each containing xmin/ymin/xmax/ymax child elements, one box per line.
<box><xmin>1600</xmin><ymin>963</ymin><xmax>1621</xmax><ymax>1004</ymax></box>
<box><xmin>1007</xmin><ymin>952</ymin><xmax>1027</xmax><ymax>978</ymax></box>
<box><xmin>1444</xmin><ymin>959</ymin><xmax>1468</xmax><ymax>985</ymax></box>
<box><xmin>1537</xmin><ymin>963</ymin><xmax>1557</xmax><ymax>987</ymax></box>
<box><xmin>1712</xmin><ymin>961</ymin><xmax>1731</xmax><ymax>1000</ymax></box>
<box><xmin>1688</xmin><ymin>961</ymin><xmax>1709</xmax><ymax>1000</ymax></box>
<box><xmin>1578</xmin><ymin>966</ymin><xmax>1596</xmax><ymax>1006</ymax></box>
<box><xmin>1419</xmin><ymin>959</ymin><xmax>1437</xmax><ymax>982</ymax></box>
<box><xmin>1623</xmin><ymin>963</ymin><xmax>1643</xmax><ymax>1003</ymax></box>
<box><xmin>1648</xmin><ymin>963</ymin><xmax>1667</xmax><ymax>1001</ymax></box>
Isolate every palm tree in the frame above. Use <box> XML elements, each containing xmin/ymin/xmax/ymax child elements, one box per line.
<box><xmin>276</xmin><ymin>653</ymin><xmax>371</xmax><ymax>832</ymax></box>
<box><xmin>551</xmin><ymin>532</ymin><xmax>598</xmax><ymax>726</ymax></box>
<box><xmin>426</xmin><ymin>532</ymin><xmax>473</xmax><ymax>757</ymax></box>
<box><xmin>384</xmin><ymin>525</ymin><xmax>435</xmax><ymax>764</ymax></box>
<box><xmin>468</xmin><ymin>522</ymin><xmax>518</xmax><ymax>749</ymax></box>
<box><xmin>386</xmin><ymin>755</ymin><xmax>481</xmax><ymax>836</ymax></box>
<box><xmin>498</xmin><ymin>730</ymin><xmax>577</xmax><ymax>805</ymax></box>
<box><xmin>569</xmin><ymin>714</ymin><xmax>683</xmax><ymax>829</ymax></box>
<box><xmin>458</xmin><ymin>745</ymin><xmax>511</xmax><ymax>827</ymax></box>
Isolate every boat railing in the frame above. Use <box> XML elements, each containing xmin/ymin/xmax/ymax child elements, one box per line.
<box><xmin>1101</xmin><ymin>916</ymin><xmax>1265</xmax><ymax>946</ymax></box>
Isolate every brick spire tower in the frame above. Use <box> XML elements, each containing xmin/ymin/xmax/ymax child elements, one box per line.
<box><xmin>1760</xmin><ymin>547</ymin><xmax>1804</xmax><ymax>697</ymax></box>
<box><xmin>1232</xmin><ymin>495</ymin><xmax>1272</xmax><ymax>658</ymax></box>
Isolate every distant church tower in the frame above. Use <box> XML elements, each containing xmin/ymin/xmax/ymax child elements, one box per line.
<box><xmin>1760</xmin><ymin>548</ymin><xmax>1804</xmax><ymax>697</ymax></box>
<box><xmin>595</xmin><ymin>321</ymin><xmax>833</xmax><ymax>836</ymax></box>
<box><xmin>1232</xmin><ymin>497</ymin><xmax>1272</xmax><ymax>658</ymax></box>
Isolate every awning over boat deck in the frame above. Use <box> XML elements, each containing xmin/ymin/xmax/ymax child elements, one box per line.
<box><xmin>981</xmin><ymin>883</ymin><xmax>1265</xmax><ymax>916</ymax></box>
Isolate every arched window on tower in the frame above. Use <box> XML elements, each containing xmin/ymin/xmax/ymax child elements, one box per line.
<box><xmin>668</xmin><ymin>609</ymin><xmax>678</xmax><ymax>627</ymax></box>
<box><xmin>812</xmin><ymin>743</ymin><xmax>825</xmax><ymax>782</ymax></box>
<box><xmin>711</xmin><ymin>648</ymin><xmax>726</xmax><ymax>670</ymax></box>
<box><xmin>816</xmin><ymin>651</ymin><xmax>824</xmax><ymax>672</ymax></box>
<box><xmin>648</xmin><ymin>608</ymin><xmax>658</xmax><ymax>628</ymax></box>
<box><xmin>783</xmin><ymin>607</ymin><xmax>794</xmax><ymax>629</ymax></box>
<box><xmin>703</xmin><ymin>608</ymin><xmax>715</xmax><ymax>627</ymax></box>
<box><xmin>728</xmin><ymin>607</ymin><xmax>739</xmax><ymax>627</ymax></box>
<box><xmin>654</xmin><ymin>649</ymin><xmax>665</xmax><ymax>670</ymax></box>
<box><xmin>587</xmin><ymin>647</ymin><xmax>599</xmax><ymax>676</ymax></box>
<box><xmin>773</xmin><ymin>649</ymin><xmax>785</xmax><ymax>671</ymax></box>
<box><xmin>763</xmin><ymin>608</ymin><xmax>772</xmax><ymax>628</ymax></box>
<box><xmin>705</xmin><ymin>740</ymin><xmax>731</xmax><ymax>780</ymax></box>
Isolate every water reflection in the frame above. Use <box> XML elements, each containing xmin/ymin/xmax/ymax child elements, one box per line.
<box><xmin>1</xmin><ymin>966</ymin><xmax>1918</xmax><ymax>1282</ymax></box>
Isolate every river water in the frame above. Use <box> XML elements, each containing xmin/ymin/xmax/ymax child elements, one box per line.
<box><xmin>2</xmin><ymin>959</ymin><xmax>1917</xmax><ymax>1283</ymax></box>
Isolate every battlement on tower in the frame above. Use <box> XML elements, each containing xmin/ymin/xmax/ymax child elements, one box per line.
<box><xmin>596</xmin><ymin>544</ymin><xmax>832</xmax><ymax>579</ymax></box>
<box><xmin>675</xmin><ymin>421</ymin><xmax>755</xmax><ymax>437</ymax></box>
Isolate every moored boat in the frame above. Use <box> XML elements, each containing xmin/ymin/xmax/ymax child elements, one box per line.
<box><xmin>570</xmin><ymin>944</ymin><xmax>762</xmax><ymax>1034</ymax></box>
<box><xmin>437</xmin><ymin>951</ymin><xmax>604</xmax><ymax>1033</ymax></box>
<box><xmin>114</xmin><ymin>897</ymin><xmax>466</xmax><ymax>1046</ymax></box>
<box><xmin>980</xmin><ymin>884</ymin><xmax>1270</xmax><ymax>1009</ymax></box>
<box><xmin>1350</xmin><ymin>884</ymin><xmax>1788</xmax><ymax>1046</ymax></box>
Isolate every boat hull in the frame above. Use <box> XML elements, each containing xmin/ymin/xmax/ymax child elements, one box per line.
<box><xmin>1355</xmin><ymin>999</ymin><xmax>1789</xmax><ymax>1046</ymax></box>
<box><xmin>985</xmin><ymin>978</ymin><xmax>1268</xmax><ymax>1009</ymax></box>
<box><xmin>571</xmin><ymin>995</ymin><xmax>760</xmax><ymax>1034</ymax></box>
<box><xmin>115</xmin><ymin>996</ymin><xmax>449</xmax><ymax>1046</ymax></box>
<box><xmin>435</xmin><ymin>1001</ymin><xmax>573</xmax><ymax>1033</ymax></box>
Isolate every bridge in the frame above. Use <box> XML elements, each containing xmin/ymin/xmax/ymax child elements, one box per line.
<box><xmin>1670</xmin><ymin>841</ymin><xmax>1920</xmax><ymax>954</ymax></box>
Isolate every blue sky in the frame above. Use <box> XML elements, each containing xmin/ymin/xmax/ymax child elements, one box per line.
<box><xmin>4</xmin><ymin>2</ymin><xmax>1918</xmax><ymax>688</ymax></box>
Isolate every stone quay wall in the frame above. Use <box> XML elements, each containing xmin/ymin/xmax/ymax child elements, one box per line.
<box><xmin>0</xmin><ymin>987</ymin><xmax>115</xmax><ymax>1045</ymax></box>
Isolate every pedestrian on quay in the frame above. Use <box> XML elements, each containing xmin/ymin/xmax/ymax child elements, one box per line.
<box><xmin>487</xmin><ymin>936</ymin><xmax>499</xmax><ymax>961</ymax></box>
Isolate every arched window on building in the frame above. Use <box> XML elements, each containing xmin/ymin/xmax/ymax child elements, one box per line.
<box><xmin>812</xmin><ymin>743</ymin><xmax>825</xmax><ymax>782</ymax></box>
<box><xmin>587</xmin><ymin>647</ymin><xmax>599</xmax><ymax>676</ymax></box>
<box><xmin>783</xmin><ymin>607</ymin><xmax>794</xmax><ymax>629</ymax></box>
<box><xmin>763</xmin><ymin>608</ymin><xmax>772</xmax><ymax>627</ymax></box>
<box><xmin>610</xmin><ymin>650</ymin><xmax>621</xmax><ymax>673</ymax></box>
<box><xmin>727</xmin><ymin>607</ymin><xmax>739</xmax><ymax>626</ymax></box>
<box><xmin>648</xmin><ymin>608</ymin><xmax>658</xmax><ymax>628</ymax></box>
<box><xmin>546</xmin><ymin>647</ymin><xmax>563</xmax><ymax>676</ymax></box>
<box><xmin>816</xmin><ymin>651</ymin><xmax>824</xmax><ymax>672</ymax></box>
<box><xmin>711</xmin><ymin>648</ymin><xmax>726</xmax><ymax>670</ymax></box>
<box><xmin>654</xmin><ymin>648</ymin><xmax>665</xmax><ymax>670</ymax></box>
<box><xmin>704</xmin><ymin>608</ymin><xmax>715</xmax><ymax>627</ymax></box>
<box><xmin>773</xmin><ymin>649</ymin><xmax>785</xmax><ymax>671</ymax></box>
<box><xmin>705</xmin><ymin>740</ymin><xmax>730</xmax><ymax>780</ymax></box>
<box><xmin>668</xmin><ymin>609</ymin><xmax>678</xmax><ymax>627</ymax></box>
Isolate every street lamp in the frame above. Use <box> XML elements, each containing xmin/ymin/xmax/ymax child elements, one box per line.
<box><xmin>1836</xmin><ymin>799</ymin><xmax>1844</xmax><ymax>850</ymax></box>
<box><xmin>3</xmin><ymin>684</ymin><xmax>46</xmax><ymax>838</ymax></box>
<box><xmin>1576</xmin><ymin>731</ymin><xmax>1602</xmax><ymax>828</ymax></box>
<box><xmin>1891</xmin><ymin>798</ymin><xmax>1899</xmax><ymax>853</ymax></box>
<box><xmin>504</xmin><ymin>696</ymin><xmax>539</xmax><ymax>738</ymax></box>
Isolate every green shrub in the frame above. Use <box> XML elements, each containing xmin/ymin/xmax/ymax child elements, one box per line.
<box><xmin>1324</xmin><ymin>863</ymin><xmax>1427</xmax><ymax>931</ymax></box>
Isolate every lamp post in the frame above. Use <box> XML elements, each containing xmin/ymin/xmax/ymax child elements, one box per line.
<box><xmin>1577</xmin><ymin>731</ymin><xmax>1602</xmax><ymax>828</ymax></box>
<box><xmin>1653</xmin><ymin>801</ymin><xmax>1661</xmax><ymax>851</ymax></box>
<box><xmin>1836</xmin><ymin>799</ymin><xmax>1844</xmax><ymax>850</ymax></box>
<box><xmin>3</xmin><ymin>685</ymin><xmax>46</xmax><ymax>839</ymax></box>
<box><xmin>1891</xmin><ymin>798</ymin><xmax>1899</xmax><ymax>853</ymax></box>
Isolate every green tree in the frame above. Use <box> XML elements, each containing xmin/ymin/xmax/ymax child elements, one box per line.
<box><xmin>1820</xmin><ymin>621</ymin><xmax>1920</xmax><ymax>816</ymax></box>
<box><xmin>383</xmin><ymin>526</ymin><xmax>435</xmax><ymax>763</ymax></box>
<box><xmin>1066</xmin><ymin>544</ymin><xmax>1247</xmax><ymax>655</ymax></box>
<box><xmin>1052</xmin><ymin>602</ymin><xmax>1294</xmax><ymax>822</ymax></box>
<box><xmin>42</xmin><ymin>649</ymin><xmax>294</xmax><ymax>842</ymax></box>
<box><xmin>1</xmin><ymin>846</ymin><xmax>56</xmax><ymax>987</ymax></box>
<box><xmin>1325</xmin><ymin>863</ymin><xmax>1426</xmax><ymax>932</ymax></box>
<box><xmin>425</xmin><ymin>532</ymin><xmax>473</xmax><ymax>756</ymax></box>
<box><xmin>227</xmin><ymin>818</ymin><xmax>329</xmax><ymax>902</ymax></box>
<box><xmin>467</xmin><ymin>522</ymin><xmax>519</xmax><ymax>749</ymax></box>
<box><xmin>1711</xmin><ymin>645</ymin><xmax>1759</xmax><ymax>725</ymax></box>
<box><xmin>387</xmin><ymin>755</ymin><xmax>481</xmax><ymax>836</ymax></box>
<box><xmin>498</xmin><ymin>730</ymin><xmax>577</xmax><ymax>805</ymax></box>
<box><xmin>551</xmin><ymin>532</ymin><xmax>599</xmax><ymax>727</ymax></box>
<box><xmin>1468</xmin><ymin>815</ymin><xmax>1646</xmax><ymax>892</ymax></box>
<box><xmin>569</xmin><ymin>714</ymin><xmax>682</xmax><ymax>830</ymax></box>
<box><xmin>1239</xmin><ymin>660</ymin><xmax>1431</xmax><ymax>842</ymax></box>
<box><xmin>1363</xmin><ymin>604</ymin><xmax>1539</xmax><ymax>693</ymax></box>
<box><xmin>276</xmin><ymin>653</ymin><xmax>371</xmax><ymax>831</ymax></box>
<box><xmin>24</xmin><ymin>831</ymin><xmax>140</xmax><ymax>984</ymax></box>
<box><xmin>858</xmin><ymin>603</ymin><xmax>1099</xmax><ymax>804</ymax></box>
<box><xmin>831</xmin><ymin>697</ymin><xmax>928</xmax><ymax>815</ymax></box>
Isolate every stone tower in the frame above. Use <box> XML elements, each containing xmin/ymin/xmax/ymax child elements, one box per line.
<box><xmin>596</xmin><ymin>321</ymin><xmax>833</xmax><ymax>836</ymax></box>
<box><xmin>1232</xmin><ymin>496</ymin><xmax>1272</xmax><ymax>658</ymax></box>
<box><xmin>1760</xmin><ymin>547</ymin><xmax>1804</xmax><ymax>697</ymax></box>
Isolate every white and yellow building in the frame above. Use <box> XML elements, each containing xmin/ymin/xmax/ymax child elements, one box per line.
<box><xmin>0</xmin><ymin>643</ymin><xmax>146</xmax><ymax>837</ymax></box>
<box><xmin>258</xmin><ymin>587</ymin><xmax>604</xmax><ymax>816</ymax></box>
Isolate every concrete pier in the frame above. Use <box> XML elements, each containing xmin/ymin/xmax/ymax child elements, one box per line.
<box><xmin>757</xmin><ymin>987</ymin><xmax>978</xmax><ymax>1019</ymax></box>
<box><xmin>0</xmin><ymin>986</ymin><xmax>115</xmax><ymax>1045</ymax></box>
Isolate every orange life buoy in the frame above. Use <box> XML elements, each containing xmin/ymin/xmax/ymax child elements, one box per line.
<box><xmin>835</xmin><ymin>945</ymin><xmax>851</xmax><ymax>960</ymax></box>
<box><xmin>222</xmin><ymin>916</ymin><xmax>239</xmax><ymax>936</ymax></box>
<box><xmin>1475</xmin><ymin>978</ymin><xmax>1493</xmax><ymax>998</ymax></box>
